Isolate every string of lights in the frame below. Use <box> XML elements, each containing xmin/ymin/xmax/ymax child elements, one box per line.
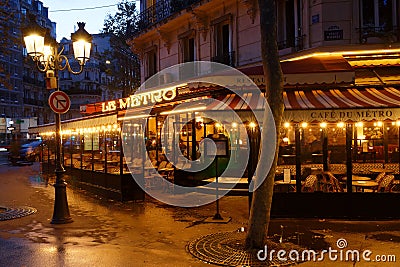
<box><xmin>49</xmin><ymin>4</ymin><xmax>119</xmax><ymax>12</ymax></box>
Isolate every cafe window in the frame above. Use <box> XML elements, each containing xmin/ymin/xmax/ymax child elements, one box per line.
<box><xmin>353</xmin><ymin>121</ymin><xmax>384</xmax><ymax>163</ymax></box>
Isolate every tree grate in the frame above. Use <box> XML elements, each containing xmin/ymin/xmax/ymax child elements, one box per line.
<box><xmin>187</xmin><ymin>231</ymin><xmax>303</xmax><ymax>266</ymax></box>
<box><xmin>0</xmin><ymin>206</ymin><xmax>37</xmax><ymax>221</ymax></box>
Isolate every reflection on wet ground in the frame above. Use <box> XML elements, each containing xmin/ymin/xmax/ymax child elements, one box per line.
<box><xmin>269</xmin><ymin>224</ymin><xmax>329</xmax><ymax>251</ymax></box>
<box><xmin>2</xmin><ymin>163</ymin><xmax>400</xmax><ymax>266</ymax></box>
<box><xmin>368</xmin><ymin>233</ymin><xmax>400</xmax><ymax>243</ymax></box>
<box><xmin>29</xmin><ymin>174</ymin><xmax>50</xmax><ymax>187</ymax></box>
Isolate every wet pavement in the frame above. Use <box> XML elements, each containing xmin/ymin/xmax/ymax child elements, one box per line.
<box><xmin>0</xmin><ymin>163</ymin><xmax>400</xmax><ymax>266</ymax></box>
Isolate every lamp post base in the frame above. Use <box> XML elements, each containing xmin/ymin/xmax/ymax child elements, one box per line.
<box><xmin>51</xmin><ymin>180</ymin><xmax>73</xmax><ymax>224</ymax></box>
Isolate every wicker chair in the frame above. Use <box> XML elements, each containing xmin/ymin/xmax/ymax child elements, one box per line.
<box><xmin>376</xmin><ymin>175</ymin><xmax>395</xmax><ymax>192</ymax></box>
<box><xmin>375</xmin><ymin>172</ymin><xmax>386</xmax><ymax>184</ymax></box>
<box><xmin>302</xmin><ymin>175</ymin><xmax>317</xmax><ymax>192</ymax></box>
<box><xmin>324</xmin><ymin>172</ymin><xmax>344</xmax><ymax>192</ymax></box>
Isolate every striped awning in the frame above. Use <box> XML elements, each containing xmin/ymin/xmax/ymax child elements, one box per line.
<box><xmin>284</xmin><ymin>87</ymin><xmax>400</xmax><ymax>109</ymax></box>
<box><xmin>209</xmin><ymin>87</ymin><xmax>400</xmax><ymax>111</ymax></box>
<box><xmin>207</xmin><ymin>92</ymin><xmax>267</xmax><ymax>111</ymax></box>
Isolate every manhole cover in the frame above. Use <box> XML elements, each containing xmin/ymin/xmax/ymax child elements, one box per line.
<box><xmin>0</xmin><ymin>206</ymin><xmax>37</xmax><ymax>221</ymax></box>
<box><xmin>187</xmin><ymin>231</ymin><xmax>303</xmax><ymax>266</ymax></box>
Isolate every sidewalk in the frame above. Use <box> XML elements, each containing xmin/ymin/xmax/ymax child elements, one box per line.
<box><xmin>0</xmin><ymin>163</ymin><xmax>399</xmax><ymax>266</ymax></box>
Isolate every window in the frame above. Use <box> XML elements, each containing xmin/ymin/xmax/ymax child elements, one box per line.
<box><xmin>212</xmin><ymin>17</ymin><xmax>234</xmax><ymax>66</ymax></box>
<box><xmin>146</xmin><ymin>49</ymin><xmax>157</xmax><ymax>78</ymax></box>
<box><xmin>182</xmin><ymin>37</ymin><xmax>195</xmax><ymax>62</ymax></box>
<box><xmin>277</xmin><ymin>0</ymin><xmax>303</xmax><ymax>50</ymax></box>
<box><xmin>362</xmin><ymin>0</ymin><xmax>394</xmax><ymax>30</ymax></box>
<box><xmin>179</xmin><ymin>31</ymin><xmax>196</xmax><ymax>78</ymax></box>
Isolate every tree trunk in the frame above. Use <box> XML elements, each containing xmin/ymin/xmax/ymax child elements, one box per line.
<box><xmin>245</xmin><ymin>0</ymin><xmax>284</xmax><ymax>249</ymax></box>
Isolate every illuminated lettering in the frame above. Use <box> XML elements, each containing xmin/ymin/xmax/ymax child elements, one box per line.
<box><xmin>102</xmin><ymin>101</ymin><xmax>117</xmax><ymax>112</ymax></box>
<box><xmin>99</xmin><ymin>88</ymin><xmax>178</xmax><ymax>113</ymax></box>
<box><xmin>162</xmin><ymin>88</ymin><xmax>176</xmax><ymax>101</ymax></box>
<box><xmin>119</xmin><ymin>98</ymin><xmax>130</xmax><ymax>109</ymax></box>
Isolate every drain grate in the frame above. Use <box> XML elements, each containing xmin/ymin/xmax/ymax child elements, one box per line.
<box><xmin>0</xmin><ymin>206</ymin><xmax>37</xmax><ymax>221</ymax></box>
<box><xmin>187</xmin><ymin>231</ymin><xmax>302</xmax><ymax>266</ymax></box>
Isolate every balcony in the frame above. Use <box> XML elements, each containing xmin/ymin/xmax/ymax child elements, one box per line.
<box><xmin>358</xmin><ymin>26</ymin><xmax>399</xmax><ymax>43</ymax></box>
<box><xmin>65</xmin><ymin>88</ymin><xmax>102</xmax><ymax>95</ymax></box>
<box><xmin>23</xmin><ymin>76</ymin><xmax>45</xmax><ymax>86</ymax></box>
<box><xmin>135</xmin><ymin>0</ymin><xmax>202</xmax><ymax>35</ymax></box>
<box><xmin>23</xmin><ymin>98</ymin><xmax>44</xmax><ymax>106</ymax></box>
<box><xmin>211</xmin><ymin>51</ymin><xmax>235</xmax><ymax>67</ymax></box>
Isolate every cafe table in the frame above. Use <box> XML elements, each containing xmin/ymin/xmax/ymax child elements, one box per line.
<box><xmin>274</xmin><ymin>179</ymin><xmax>300</xmax><ymax>192</ymax></box>
<box><xmin>352</xmin><ymin>180</ymin><xmax>379</xmax><ymax>192</ymax></box>
<box><xmin>369</xmin><ymin>168</ymin><xmax>394</xmax><ymax>174</ymax></box>
<box><xmin>342</xmin><ymin>176</ymin><xmax>371</xmax><ymax>181</ymax></box>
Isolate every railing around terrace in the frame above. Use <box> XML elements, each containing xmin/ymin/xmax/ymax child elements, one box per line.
<box><xmin>136</xmin><ymin>0</ymin><xmax>202</xmax><ymax>35</ymax></box>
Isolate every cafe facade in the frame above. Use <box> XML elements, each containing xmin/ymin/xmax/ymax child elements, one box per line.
<box><xmin>29</xmin><ymin>56</ymin><xmax>400</xmax><ymax>219</ymax></box>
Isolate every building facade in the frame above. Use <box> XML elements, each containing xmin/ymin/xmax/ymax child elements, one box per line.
<box><xmin>30</xmin><ymin>0</ymin><xmax>400</xmax><ymax>218</ymax></box>
<box><xmin>59</xmin><ymin>33</ymin><xmax>139</xmax><ymax>119</ymax></box>
<box><xmin>0</xmin><ymin>0</ymin><xmax>56</xmax><ymax>140</ymax></box>
<box><xmin>130</xmin><ymin>0</ymin><xmax>399</xmax><ymax>80</ymax></box>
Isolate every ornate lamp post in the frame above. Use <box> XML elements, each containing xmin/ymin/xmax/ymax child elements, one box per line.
<box><xmin>22</xmin><ymin>14</ymin><xmax>92</xmax><ymax>224</ymax></box>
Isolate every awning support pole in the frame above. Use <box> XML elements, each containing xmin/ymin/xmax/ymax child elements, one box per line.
<box><xmin>295</xmin><ymin>125</ymin><xmax>302</xmax><ymax>193</ymax></box>
<box><xmin>346</xmin><ymin>123</ymin><xmax>353</xmax><ymax>193</ymax></box>
<box><xmin>322</xmin><ymin>128</ymin><xmax>328</xmax><ymax>171</ymax></box>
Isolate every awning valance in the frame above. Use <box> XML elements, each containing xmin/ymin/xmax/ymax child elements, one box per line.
<box><xmin>28</xmin><ymin>113</ymin><xmax>118</xmax><ymax>134</ymax></box>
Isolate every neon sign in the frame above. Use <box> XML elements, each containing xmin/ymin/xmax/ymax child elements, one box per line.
<box><xmin>101</xmin><ymin>88</ymin><xmax>177</xmax><ymax>112</ymax></box>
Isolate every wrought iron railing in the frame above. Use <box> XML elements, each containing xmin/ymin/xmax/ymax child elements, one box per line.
<box><xmin>23</xmin><ymin>76</ymin><xmax>44</xmax><ymax>86</ymax></box>
<box><xmin>23</xmin><ymin>98</ymin><xmax>44</xmax><ymax>106</ymax></box>
<box><xmin>357</xmin><ymin>26</ymin><xmax>399</xmax><ymax>43</ymax></box>
<box><xmin>211</xmin><ymin>51</ymin><xmax>235</xmax><ymax>67</ymax></box>
<box><xmin>135</xmin><ymin>0</ymin><xmax>202</xmax><ymax>35</ymax></box>
<box><xmin>277</xmin><ymin>35</ymin><xmax>305</xmax><ymax>52</ymax></box>
<box><xmin>64</xmin><ymin>88</ymin><xmax>102</xmax><ymax>95</ymax></box>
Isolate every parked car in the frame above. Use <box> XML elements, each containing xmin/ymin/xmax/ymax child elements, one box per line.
<box><xmin>8</xmin><ymin>139</ymin><xmax>43</xmax><ymax>165</ymax></box>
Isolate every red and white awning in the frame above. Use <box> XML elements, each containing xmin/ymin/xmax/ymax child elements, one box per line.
<box><xmin>284</xmin><ymin>87</ymin><xmax>400</xmax><ymax>109</ymax></box>
<box><xmin>207</xmin><ymin>92</ymin><xmax>267</xmax><ymax>111</ymax></box>
<box><xmin>209</xmin><ymin>87</ymin><xmax>400</xmax><ymax>111</ymax></box>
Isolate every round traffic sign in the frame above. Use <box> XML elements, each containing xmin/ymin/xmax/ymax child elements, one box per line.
<box><xmin>48</xmin><ymin>91</ymin><xmax>71</xmax><ymax>114</ymax></box>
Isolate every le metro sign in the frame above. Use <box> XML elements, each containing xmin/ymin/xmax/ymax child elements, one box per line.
<box><xmin>101</xmin><ymin>88</ymin><xmax>177</xmax><ymax>112</ymax></box>
<box><xmin>49</xmin><ymin>91</ymin><xmax>71</xmax><ymax>114</ymax></box>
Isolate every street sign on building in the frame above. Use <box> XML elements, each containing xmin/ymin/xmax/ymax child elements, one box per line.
<box><xmin>48</xmin><ymin>91</ymin><xmax>71</xmax><ymax>114</ymax></box>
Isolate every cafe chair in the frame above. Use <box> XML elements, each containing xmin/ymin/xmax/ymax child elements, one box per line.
<box><xmin>324</xmin><ymin>172</ymin><xmax>344</xmax><ymax>192</ymax></box>
<box><xmin>160</xmin><ymin>163</ymin><xmax>174</xmax><ymax>193</ymax></box>
<box><xmin>302</xmin><ymin>175</ymin><xmax>317</xmax><ymax>192</ymax></box>
<box><xmin>72</xmin><ymin>158</ymin><xmax>81</xmax><ymax>169</ymax></box>
<box><xmin>376</xmin><ymin>174</ymin><xmax>395</xmax><ymax>192</ymax></box>
<box><xmin>375</xmin><ymin>172</ymin><xmax>386</xmax><ymax>184</ymax></box>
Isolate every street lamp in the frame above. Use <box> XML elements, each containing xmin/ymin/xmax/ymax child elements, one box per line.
<box><xmin>22</xmin><ymin>14</ymin><xmax>92</xmax><ymax>224</ymax></box>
